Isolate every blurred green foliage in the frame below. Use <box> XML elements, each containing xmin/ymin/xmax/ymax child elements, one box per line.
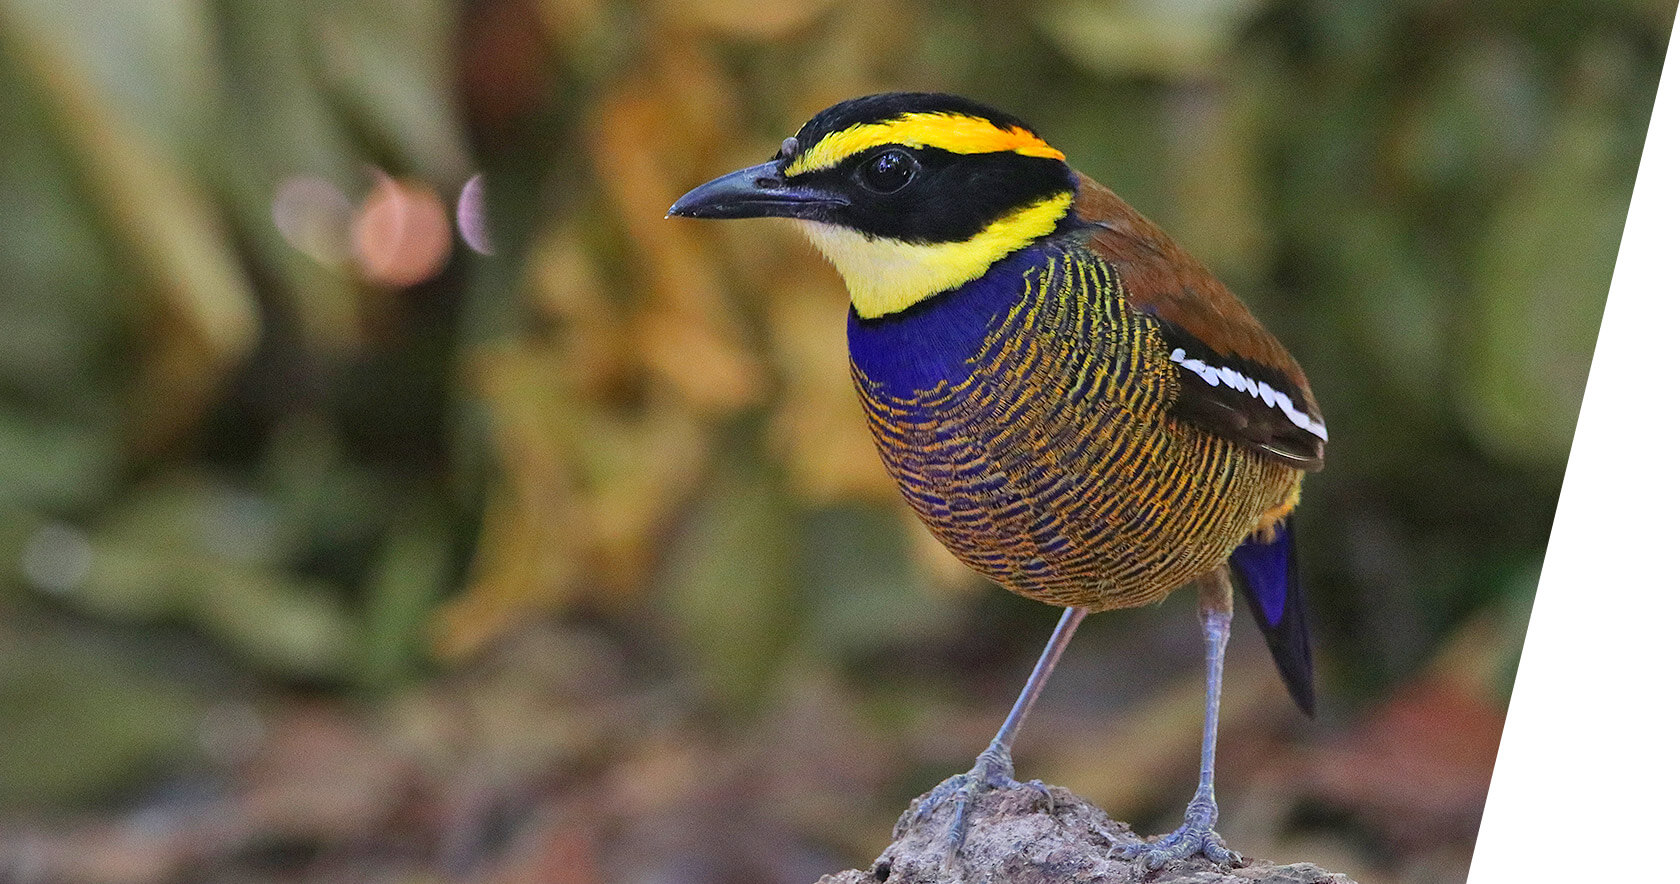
<box><xmin>0</xmin><ymin>0</ymin><xmax>1672</xmax><ymax>880</ymax></box>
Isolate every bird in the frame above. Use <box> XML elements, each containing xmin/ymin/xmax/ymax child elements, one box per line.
<box><xmin>668</xmin><ymin>92</ymin><xmax>1325</xmax><ymax>869</ymax></box>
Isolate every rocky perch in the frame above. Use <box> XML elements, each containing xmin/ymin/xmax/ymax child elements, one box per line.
<box><xmin>817</xmin><ymin>782</ymin><xmax>1355</xmax><ymax>884</ymax></box>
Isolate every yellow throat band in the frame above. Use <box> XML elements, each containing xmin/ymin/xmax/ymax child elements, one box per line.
<box><xmin>796</xmin><ymin>191</ymin><xmax>1075</xmax><ymax>319</ymax></box>
<box><xmin>785</xmin><ymin>113</ymin><xmax>1066</xmax><ymax>177</ymax></box>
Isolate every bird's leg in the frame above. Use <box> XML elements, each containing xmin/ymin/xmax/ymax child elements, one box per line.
<box><xmin>1122</xmin><ymin>569</ymin><xmax>1243</xmax><ymax>869</ymax></box>
<box><xmin>908</xmin><ymin>605</ymin><xmax>1089</xmax><ymax>859</ymax></box>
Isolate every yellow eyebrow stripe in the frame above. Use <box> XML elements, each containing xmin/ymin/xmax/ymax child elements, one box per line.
<box><xmin>784</xmin><ymin>112</ymin><xmax>1066</xmax><ymax>176</ymax></box>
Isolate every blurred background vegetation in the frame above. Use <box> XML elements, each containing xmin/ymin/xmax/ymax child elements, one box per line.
<box><xmin>0</xmin><ymin>0</ymin><xmax>1671</xmax><ymax>882</ymax></box>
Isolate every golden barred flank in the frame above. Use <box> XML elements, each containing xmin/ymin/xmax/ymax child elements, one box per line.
<box><xmin>853</xmin><ymin>246</ymin><xmax>1302</xmax><ymax>612</ymax></box>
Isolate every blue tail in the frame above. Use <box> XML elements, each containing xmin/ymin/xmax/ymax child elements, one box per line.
<box><xmin>1229</xmin><ymin>518</ymin><xmax>1315</xmax><ymax>716</ymax></box>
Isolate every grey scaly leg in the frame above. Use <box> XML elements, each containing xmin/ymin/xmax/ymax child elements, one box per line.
<box><xmin>908</xmin><ymin>605</ymin><xmax>1089</xmax><ymax>859</ymax></box>
<box><xmin>1121</xmin><ymin>568</ymin><xmax>1243</xmax><ymax>869</ymax></box>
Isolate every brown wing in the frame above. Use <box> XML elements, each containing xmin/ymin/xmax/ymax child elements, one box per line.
<box><xmin>1072</xmin><ymin>172</ymin><xmax>1326</xmax><ymax>471</ymax></box>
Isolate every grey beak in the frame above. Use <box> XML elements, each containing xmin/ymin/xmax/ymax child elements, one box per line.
<box><xmin>668</xmin><ymin>161</ymin><xmax>846</xmax><ymax>220</ymax></box>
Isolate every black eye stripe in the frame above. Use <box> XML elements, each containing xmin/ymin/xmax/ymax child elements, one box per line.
<box><xmin>858</xmin><ymin>149</ymin><xmax>917</xmax><ymax>193</ymax></box>
<box><xmin>787</xmin><ymin>147</ymin><xmax>1074</xmax><ymax>244</ymax></box>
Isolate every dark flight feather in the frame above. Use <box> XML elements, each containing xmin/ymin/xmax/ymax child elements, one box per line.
<box><xmin>1229</xmin><ymin>519</ymin><xmax>1315</xmax><ymax>716</ymax></box>
<box><xmin>1153</xmin><ymin>320</ymin><xmax>1326</xmax><ymax>470</ymax></box>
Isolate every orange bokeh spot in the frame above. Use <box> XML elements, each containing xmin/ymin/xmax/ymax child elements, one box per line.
<box><xmin>352</xmin><ymin>174</ymin><xmax>452</xmax><ymax>287</ymax></box>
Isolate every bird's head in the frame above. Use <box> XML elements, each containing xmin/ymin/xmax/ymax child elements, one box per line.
<box><xmin>669</xmin><ymin>92</ymin><xmax>1078</xmax><ymax>319</ymax></box>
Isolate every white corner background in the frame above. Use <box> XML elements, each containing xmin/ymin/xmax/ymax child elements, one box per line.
<box><xmin>1467</xmin><ymin>12</ymin><xmax>1680</xmax><ymax>884</ymax></box>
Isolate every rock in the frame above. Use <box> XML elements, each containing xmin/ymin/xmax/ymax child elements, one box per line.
<box><xmin>815</xmin><ymin>782</ymin><xmax>1355</xmax><ymax>884</ymax></box>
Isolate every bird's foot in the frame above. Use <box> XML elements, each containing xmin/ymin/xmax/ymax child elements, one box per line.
<box><xmin>899</xmin><ymin>743</ymin><xmax>1051</xmax><ymax>859</ymax></box>
<box><xmin>1116</xmin><ymin>795</ymin><xmax>1241</xmax><ymax>870</ymax></box>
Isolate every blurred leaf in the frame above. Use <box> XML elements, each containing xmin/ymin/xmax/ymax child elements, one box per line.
<box><xmin>434</xmin><ymin>335</ymin><xmax>711</xmax><ymax>658</ymax></box>
<box><xmin>34</xmin><ymin>476</ymin><xmax>358</xmax><ymax>678</ymax></box>
<box><xmin>313</xmin><ymin>0</ymin><xmax>471</xmax><ymax>180</ymax></box>
<box><xmin>1392</xmin><ymin>37</ymin><xmax>1548</xmax><ymax>196</ymax></box>
<box><xmin>0</xmin><ymin>626</ymin><xmax>202</xmax><ymax>808</ymax></box>
<box><xmin>1035</xmin><ymin>0</ymin><xmax>1266</xmax><ymax>78</ymax></box>
<box><xmin>193</xmin><ymin>570</ymin><xmax>356</xmax><ymax>678</ymax></box>
<box><xmin>591</xmin><ymin>69</ymin><xmax>770</xmax><ymax>415</ymax></box>
<box><xmin>6</xmin><ymin>0</ymin><xmax>221</xmax><ymax>151</ymax></box>
<box><xmin>759</xmin><ymin>256</ymin><xmax>893</xmax><ymax>504</ymax></box>
<box><xmin>1161</xmin><ymin>80</ymin><xmax>1271</xmax><ymax>285</ymax></box>
<box><xmin>1332</xmin><ymin>211</ymin><xmax>1452</xmax><ymax>411</ymax></box>
<box><xmin>1</xmin><ymin>0</ymin><xmax>260</xmax><ymax>452</ymax></box>
<box><xmin>798</xmin><ymin>505</ymin><xmax>953</xmax><ymax>658</ymax></box>
<box><xmin>359</xmin><ymin>506</ymin><xmax>454</xmax><ymax>690</ymax></box>
<box><xmin>1459</xmin><ymin>64</ymin><xmax>1631</xmax><ymax>465</ymax></box>
<box><xmin>660</xmin><ymin>455</ymin><xmax>798</xmax><ymax>712</ymax></box>
<box><xmin>210</xmin><ymin>0</ymin><xmax>369</xmax><ymax>348</ymax></box>
<box><xmin>662</xmin><ymin>0</ymin><xmax>842</xmax><ymax>40</ymax></box>
<box><xmin>435</xmin><ymin>479</ymin><xmax>586</xmax><ymax>662</ymax></box>
<box><xmin>0</xmin><ymin>418</ymin><xmax>121</xmax><ymax>514</ymax></box>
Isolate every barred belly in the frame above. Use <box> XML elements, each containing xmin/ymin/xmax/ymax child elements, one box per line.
<box><xmin>850</xmin><ymin>243</ymin><xmax>1301</xmax><ymax>611</ymax></box>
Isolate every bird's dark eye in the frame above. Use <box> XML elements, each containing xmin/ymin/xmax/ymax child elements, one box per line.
<box><xmin>858</xmin><ymin>149</ymin><xmax>917</xmax><ymax>193</ymax></box>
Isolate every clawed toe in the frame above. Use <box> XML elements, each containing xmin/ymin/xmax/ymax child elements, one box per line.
<box><xmin>1021</xmin><ymin>778</ymin><xmax>1056</xmax><ymax>813</ymax></box>
<box><xmin>900</xmin><ymin>745</ymin><xmax>1022</xmax><ymax>857</ymax></box>
<box><xmin>1119</xmin><ymin>824</ymin><xmax>1241</xmax><ymax>870</ymax></box>
<box><xmin>1113</xmin><ymin>789</ymin><xmax>1245</xmax><ymax>870</ymax></box>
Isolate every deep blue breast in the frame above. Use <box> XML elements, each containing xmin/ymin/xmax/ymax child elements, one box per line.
<box><xmin>847</xmin><ymin>246</ymin><xmax>1050</xmax><ymax>396</ymax></box>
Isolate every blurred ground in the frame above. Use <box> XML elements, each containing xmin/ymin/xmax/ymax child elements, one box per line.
<box><xmin>0</xmin><ymin>1</ymin><xmax>1673</xmax><ymax>882</ymax></box>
